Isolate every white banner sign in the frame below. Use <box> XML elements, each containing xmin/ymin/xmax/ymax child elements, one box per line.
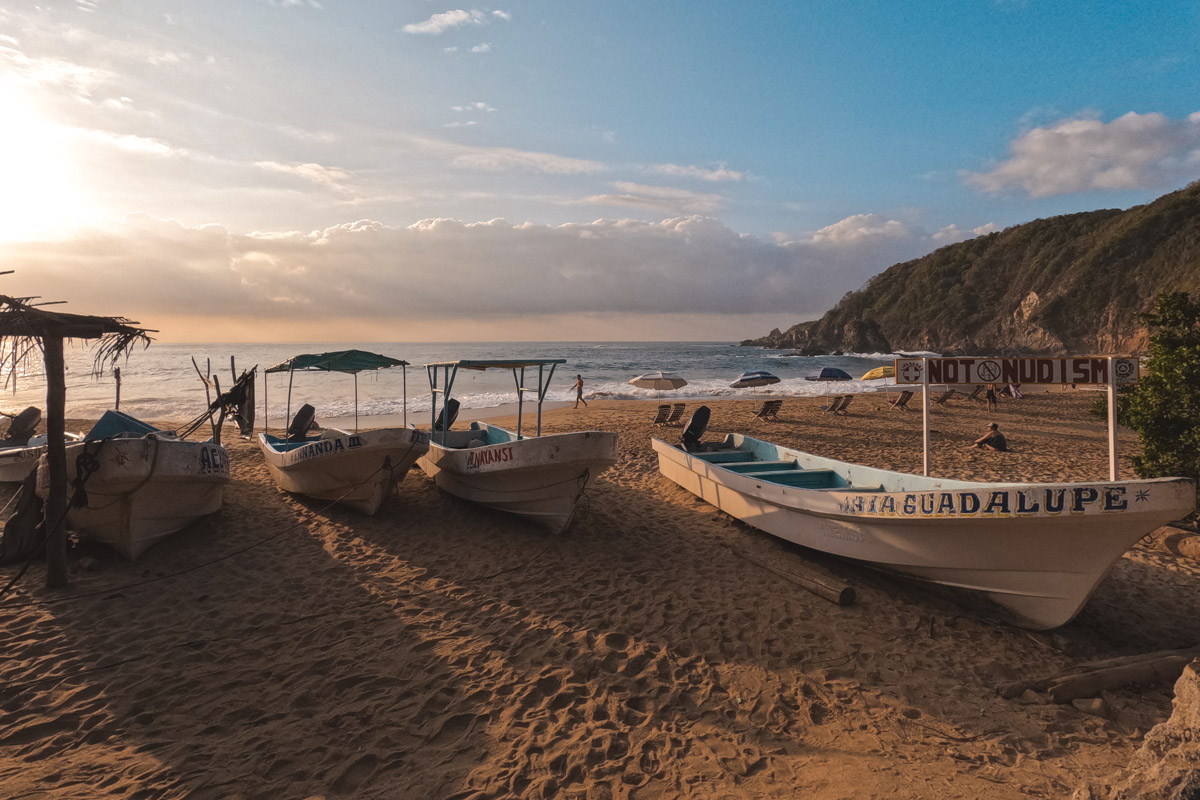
<box><xmin>893</xmin><ymin>357</ymin><xmax>1140</xmax><ymax>386</ymax></box>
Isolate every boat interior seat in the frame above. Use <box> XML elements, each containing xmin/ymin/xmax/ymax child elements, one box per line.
<box><xmin>320</xmin><ymin>428</ymin><xmax>348</xmax><ymax>440</ymax></box>
<box><xmin>723</xmin><ymin>460</ymin><xmax>798</xmax><ymax>473</ymax></box>
<box><xmin>466</xmin><ymin>438</ymin><xmax>487</xmax><ymax>448</ymax></box>
<box><xmin>693</xmin><ymin>451</ymin><xmax>755</xmax><ymax>463</ymax></box>
<box><xmin>748</xmin><ymin>469</ymin><xmax>839</xmax><ymax>488</ymax></box>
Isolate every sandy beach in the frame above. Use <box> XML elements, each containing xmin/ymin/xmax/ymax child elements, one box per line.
<box><xmin>2</xmin><ymin>390</ymin><xmax>1198</xmax><ymax>799</ymax></box>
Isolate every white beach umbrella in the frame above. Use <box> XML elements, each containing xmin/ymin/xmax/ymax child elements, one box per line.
<box><xmin>629</xmin><ymin>371</ymin><xmax>688</xmax><ymax>391</ymax></box>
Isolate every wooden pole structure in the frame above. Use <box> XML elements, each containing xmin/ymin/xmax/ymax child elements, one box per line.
<box><xmin>1107</xmin><ymin>355</ymin><xmax>1119</xmax><ymax>481</ymax></box>
<box><xmin>113</xmin><ymin>366</ymin><xmax>121</xmax><ymax>411</ymax></box>
<box><xmin>44</xmin><ymin>334</ymin><xmax>69</xmax><ymax>587</ymax></box>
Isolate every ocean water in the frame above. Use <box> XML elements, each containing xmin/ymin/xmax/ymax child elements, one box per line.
<box><xmin>1</xmin><ymin>341</ymin><xmax>913</xmax><ymax>423</ymax></box>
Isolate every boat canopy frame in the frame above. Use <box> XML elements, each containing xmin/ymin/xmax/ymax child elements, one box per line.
<box><xmin>263</xmin><ymin>349</ymin><xmax>409</xmax><ymax>434</ymax></box>
<box><xmin>425</xmin><ymin>359</ymin><xmax>567</xmax><ymax>444</ymax></box>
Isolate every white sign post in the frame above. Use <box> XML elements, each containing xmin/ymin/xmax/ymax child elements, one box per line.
<box><xmin>921</xmin><ymin>357</ymin><xmax>930</xmax><ymax>476</ymax></box>
<box><xmin>894</xmin><ymin>355</ymin><xmax>1140</xmax><ymax>479</ymax></box>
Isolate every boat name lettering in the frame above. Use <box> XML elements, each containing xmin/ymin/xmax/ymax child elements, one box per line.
<box><xmin>198</xmin><ymin>446</ymin><xmax>228</xmax><ymax>475</ymax></box>
<box><xmin>292</xmin><ymin>438</ymin><xmax>349</xmax><ymax>463</ymax></box>
<box><xmin>466</xmin><ymin>446</ymin><xmax>514</xmax><ymax>469</ymax></box>
<box><xmin>842</xmin><ymin>486</ymin><xmax>1131</xmax><ymax>518</ymax></box>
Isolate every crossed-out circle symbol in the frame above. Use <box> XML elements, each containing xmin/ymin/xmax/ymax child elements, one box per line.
<box><xmin>976</xmin><ymin>360</ymin><xmax>1001</xmax><ymax>382</ymax></box>
<box><xmin>900</xmin><ymin>361</ymin><xmax>923</xmax><ymax>382</ymax></box>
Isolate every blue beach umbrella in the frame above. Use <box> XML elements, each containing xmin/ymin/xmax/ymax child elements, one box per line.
<box><xmin>730</xmin><ymin>370</ymin><xmax>781</xmax><ymax>389</ymax></box>
<box><xmin>804</xmin><ymin>367</ymin><xmax>852</xmax><ymax>382</ymax></box>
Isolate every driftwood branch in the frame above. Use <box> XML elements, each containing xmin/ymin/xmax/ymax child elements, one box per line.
<box><xmin>1000</xmin><ymin>645</ymin><xmax>1200</xmax><ymax>701</ymax></box>
<box><xmin>733</xmin><ymin>547</ymin><xmax>856</xmax><ymax>606</ymax></box>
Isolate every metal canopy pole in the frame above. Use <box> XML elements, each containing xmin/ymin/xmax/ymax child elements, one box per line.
<box><xmin>1107</xmin><ymin>355</ymin><xmax>1119</xmax><ymax>481</ymax></box>
<box><xmin>513</xmin><ymin>366</ymin><xmax>524</xmax><ymax>439</ymax></box>
<box><xmin>354</xmin><ymin>373</ymin><xmax>359</xmax><ymax>433</ymax></box>
<box><xmin>286</xmin><ymin>367</ymin><xmax>295</xmax><ymax>435</ymax></box>
<box><xmin>402</xmin><ymin>364</ymin><xmax>407</xmax><ymax>428</ymax></box>
<box><xmin>921</xmin><ymin>357</ymin><xmax>931</xmax><ymax>476</ymax></box>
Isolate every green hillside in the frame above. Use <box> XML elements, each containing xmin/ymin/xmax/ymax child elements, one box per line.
<box><xmin>744</xmin><ymin>182</ymin><xmax>1200</xmax><ymax>355</ymax></box>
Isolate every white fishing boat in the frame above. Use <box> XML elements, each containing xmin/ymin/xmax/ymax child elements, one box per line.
<box><xmin>419</xmin><ymin>359</ymin><xmax>619</xmax><ymax>533</ymax></box>
<box><xmin>36</xmin><ymin>411</ymin><xmax>230</xmax><ymax>560</ymax></box>
<box><xmin>652</xmin><ymin>425</ymin><xmax>1195</xmax><ymax>629</ymax></box>
<box><xmin>0</xmin><ymin>432</ymin><xmax>83</xmax><ymax>483</ymax></box>
<box><xmin>258</xmin><ymin>350</ymin><xmax>428</xmax><ymax>514</ymax></box>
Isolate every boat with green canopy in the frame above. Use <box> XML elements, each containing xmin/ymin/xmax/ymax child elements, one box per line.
<box><xmin>419</xmin><ymin>358</ymin><xmax>619</xmax><ymax>533</ymax></box>
<box><xmin>258</xmin><ymin>349</ymin><xmax>428</xmax><ymax>514</ymax></box>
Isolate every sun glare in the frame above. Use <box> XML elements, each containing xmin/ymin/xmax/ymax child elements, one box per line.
<box><xmin>0</xmin><ymin>86</ymin><xmax>83</xmax><ymax>241</ymax></box>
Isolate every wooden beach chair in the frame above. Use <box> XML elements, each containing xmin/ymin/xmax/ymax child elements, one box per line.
<box><xmin>750</xmin><ymin>399</ymin><xmax>783</xmax><ymax>422</ymax></box>
<box><xmin>664</xmin><ymin>403</ymin><xmax>687</xmax><ymax>426</ymax></box>
<box><xmin>963</xmin><ymin>385</ymin><xmax>983</xmax><ymax>402</ymax></box>
<box><xmin>932</xmin><ymin>389</ymin><xmax>956</xmax><ymax>406</ymax></box>
<box><xmin>888</xmin><ymin>390</ymin><xmax>914</xmax><ymax>411</ymax></box>
<box><xmin>651</xmin><ymin>404</ymin><xmax>672</xmax><ymax>426</ymax></box>
<box><xmin>820</xmin><ymin>395</ymin><xmax>846</xmax><ymax>414</ymax></box>
<box><xmin>836</xmin><ymin>395</ymin><xmax>853</xmax><ymax>415</ymax></box>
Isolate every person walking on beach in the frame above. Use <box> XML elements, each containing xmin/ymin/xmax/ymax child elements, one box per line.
<box><xmin>574</xmin><ymin>374</ymin><xmax>588</xmax><ymax>409</ymax></box>
<box><xmin>969</xmin><ymin>422</ymin><xmax>1007</xmax><ymax>451</ymax></box>
<box><xmin>985</xmin><ymin>383</ymin><xmax>998</xmax><ymax>412</ymax></box>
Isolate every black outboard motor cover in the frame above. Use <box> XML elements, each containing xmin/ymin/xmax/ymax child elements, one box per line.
<box><xmin>680</xmin><ymin>405</ymin><xmax>710</xmax><ymax>452</ymax></box>
<box><xmin>434</xmin><ymin>398</ymin><xmax>460</xmax><ymax>432</ymax></box>
<box><xmin>286</xmin><ymin>403</ymin><xmax>317</xmax><ymax>442</ymax></box>
<box><xmin>4</xmin><ymin>407</ymin><xmax>40</xmax><ymax>446</ymax></box>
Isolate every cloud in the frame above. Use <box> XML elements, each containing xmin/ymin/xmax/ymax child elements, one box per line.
<box><xmin>492</xmin><ymin>10</ymin><xmax>511</xmax><ymax>21</ymax></box>
<box><xmin>646</xmin><ymin>163</ymin><xmax>744</xmax><ymax>182</ymax></box>
<box><xmin>470</xmin><ymin>43</ymin><xmax>491</xmax><ymax>53</ymax></box>
<box><xmin>452</xmin><ymin>102</ymin><xmax>496</xmax><ymax>113</ymax></box>
<box><xmin>255</xmin><ymin>160</ymin><xmax>356</xmax><ymax>193</ymax></box>
<box><xmin>966</xmin><ymin>110</ymin><xmax>1200</xmax><ymax>197</ymax></box>
<box><xmin>402</xmin><ymin>10</ymin><xmax>486</xmax><ymax>35</ymax></box>
<box><xmin>0</xmin><ymin>211</ymin><xmax>984</xmax><ymax>340</ymax></box>
<box><xmin>583</xmin><ymin>182</ymin><xmax>723</xmax><ymax>214</ymax></box>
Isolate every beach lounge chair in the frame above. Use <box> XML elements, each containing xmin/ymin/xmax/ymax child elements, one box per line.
<box><xmin>651</xmin><ymin>404</ymin><xmax>672</xmax><ymax>425</ymax></box>
<box><xmin>750</xmin><ymin>399</ymin><xmax>783</xmax><ymax>422</ymax></box>
<box><xmin>820</xmin><ymin>395</ymin><xmax>846</xmax><ymax>413</ymax></box>
<box><xmin>963</xmin><ymin>386</ymin><xmax>983</xmax><ymax>402</ymax></box>
<box><xmin>664</xmin><ymin>403</ymin><xmax>687</xmax><ymax>426</ymax></box>
<box><xmin>932</xmin><ymin>389</ymin><xmax>956</xmax><ymax>406</ymax></box>
<box><xmin>888</xmin><ymin>390</ymin><xmax>914</xmax><ymax>411</ymax></box>
<box><xmin>836</xmin><ymin>395</ymin><xmax>853</xmax><ymax>415</ymax></box>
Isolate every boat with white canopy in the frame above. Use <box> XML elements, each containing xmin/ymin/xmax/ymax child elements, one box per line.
<box><xmin>258</xmin><ymin>350</ymin><xmax>428</xmax><ymax>514</ymax></box>
<box><xmin>419</xmin><ymin>359</ymin><xmax>619</xmax><ymax>533</ymax></box>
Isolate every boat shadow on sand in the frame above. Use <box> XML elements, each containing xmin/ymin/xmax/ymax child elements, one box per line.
<box><xmin>5</xmin><ymin>419</ymin><xmax>1200</xmax><ymax>798</ymax></box>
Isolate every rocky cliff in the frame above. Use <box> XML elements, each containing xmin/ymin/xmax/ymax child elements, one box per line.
<box><xmin>743</xmin><ymin>182</ymin><xmax>1200</xmax><ymax>355</ymax></box>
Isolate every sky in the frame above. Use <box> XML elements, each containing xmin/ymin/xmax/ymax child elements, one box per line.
<box><xmin>0</xmin><ymin>1</ymin><xmax>1198</xmax><ymax>343</ymax></box>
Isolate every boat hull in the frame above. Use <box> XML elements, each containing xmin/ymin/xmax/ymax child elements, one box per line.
<box><xmin>652</xmin><ymin>434</ymin><xmax>1195</xmax><ymax>629</ymax></box>
<box><xmin>258</xmin><ymin>427</ymin><xmax>429</xmax><ymax>514</ymax></box>
<box><xmin>420</xmin><ymin>425</ymin><xmax>619</xmax><ymax>533</ymax></box>
<box><xmin>37</xmin><ymin>436</ymin><xmax>230</xmax><ymax>560</ymax></box>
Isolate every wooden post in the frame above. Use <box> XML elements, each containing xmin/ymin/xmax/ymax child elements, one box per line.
<box><xmin>113</xmin><ymin>366</ymin><xmax>121</xmax><ymax>410</ymax></box>
<box><xmin>44</xmin><ymin>334</ymin><xmax>69</xmax><ymax>588</ymax></box>
<box><xmin>1107</xmin><ymin>355</ymin><xmax>1119</xmax><ymax>481</ymax></box>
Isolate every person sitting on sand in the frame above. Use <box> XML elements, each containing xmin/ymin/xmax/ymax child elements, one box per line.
<box><xmin>573</xmin><ymin>374</ymin><xmax>588</xmax><ymax>409</ymax></box>
<box><xmin>969</xmin><ymin>422</ymin><xmax>1007</xmax><ymax>451</ymax></box>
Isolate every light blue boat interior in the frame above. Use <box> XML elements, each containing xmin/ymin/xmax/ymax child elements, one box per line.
<box><xmin>436</xmin><ymin>422</ymin><xmax>523</xmax><ymax>449</ymax></box>
<box><xmin>85</xmin><ymin>410</ymin><xmax>163</xmax><ymax>441</ymax></box>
